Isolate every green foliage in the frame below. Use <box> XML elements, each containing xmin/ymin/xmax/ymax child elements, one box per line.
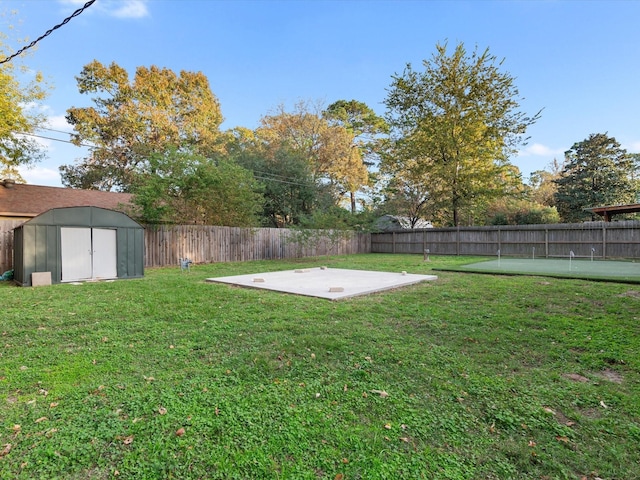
<box><xmin>0</xmin><ymin>36</ymin><xmax>48</xmax><ymax>171</ymax></box>
<box><xmin>384</xmin><ymin>41</ymin><xmax>539</xmax><ymax>226</ymax></box>
<box><xmin>230</xmin><ymin>130</ymin><xmax>321</xmax><ymax>228</ymax></box>
<box><xmin>62</xmin><ymin>61</ymin><xmax>225</xmax><ymax>191</ymax></box>
<box><xmin>1</xmin><ymin>255</ymin><xmax>639</xmax><ymax>479</ymax></box>
<box><xmin>486</xmin><ymin>198</ymin><xmax>560</xmax><ymax>225</ymax></box>
<box><xmin>554</xmin><ymin>133</ymin><xmax>637</xmax><ymax>222</ymax></box>
<box><xmin>130</xmin><ymin>148</ymin><xmax>262</xmax><ymax>226</ymax></box>
<box><xmin>287</xmin><ymin>207</ymin><xmax>376</xmax><ymax>257</ymax></box>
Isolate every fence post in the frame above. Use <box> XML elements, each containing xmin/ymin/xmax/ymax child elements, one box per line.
<box><xmin>545</xmin><ymin>228</ymin><xmax>549</xmax><ymax>258</ymax></box>
<box><xmin>602</xmin><ymin>224</ymin><xmax>607</xmax><ymax>259</ymax></box>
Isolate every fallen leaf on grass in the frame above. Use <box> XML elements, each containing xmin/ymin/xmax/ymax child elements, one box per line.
<box><xmin>371</xmin><ymin>389</ymin><xmax>389</xmax><ymax>398</ymax></box>
<box><xmin>0</xmin><ymin>444</ymin><xmax>11</xmax><ymax>457</ymax></box>
<box><xmin>49</xmin><ymin>402</ymin><xmax>59</xmax><ymax>408</ymax></box>
<box><xmin>555</xmin><ymin>435</ymin><xmax>570</xmax><ymax>443</ymax></box>
<box><xmin>528</xmin><ymin>440</ymin><xmax>536</xmax><ymax>447</ymax></box>
<box><xmin>34</xmin><ymin>417</ymin><xmax>47</xmax><ymax>423</ymax></box>
<box><xmin>334</xmin><ymin>474</ymin><xmax>344</xmax><ymax>480</ymax></box>
<box><xmin>599</xmin><ymin>400</ymin><xmax>608</xmax><ymax>409</ymax></box>
<box><xmin>12</xmin><ymin>425</ymin><xmax>20</xmax><ymax>433</ymax></box>
<box><xmin>384</xmin><ymin>423</ymin><xmax>391</xmax><ymax>430</ymax></box>
<box><xmin>158</xmin><ymin>407</ymin><xmax>167</xmax><ymax>415</ymax></box>
<box><xmin>176</xmin><ymin>427</ymin><xmax>186</xmax><ymax>437</ymax></box>
<box><xmin>123</xmin><ymin>435</ymin><xmax>134</xmax><ymax>445</ymax></box>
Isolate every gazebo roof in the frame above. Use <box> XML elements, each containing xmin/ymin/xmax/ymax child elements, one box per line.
<box><xmin>584</xmin><ymin>203</ymin><xmax>640</xmax><ymax>221</ymax></box>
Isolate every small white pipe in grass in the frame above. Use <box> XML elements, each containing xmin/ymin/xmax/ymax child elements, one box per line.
<box><xmin>497</xmin><ymin>249</ymin><xmax>501</xmax><ymax>267</ymax></box>
<box><xmin>591</xmin><ymin>247</ymin><xmax>596</xmax><ymax>262</ymax></box>
<box><xmin>532</xmin><ymin>247</ymin><xmax>535</xmax><ymax>260</ymax></box>
<box><xmin>569</xmin><ymin>250</ymin><xmax>575</xmax><ymax>270</ymax></box>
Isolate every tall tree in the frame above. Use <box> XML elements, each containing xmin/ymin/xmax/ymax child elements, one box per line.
<box><xmin>230</xmin><ymin>127</ymin><xmax>318</xmax><ymax>228</ymax></box>
<box><xmin>62</xmin><ymin>61</ymin><xmax>225</xmax><ymax>191</ymax></box>
<box><xmin>256</xmin><ymin>100</ymin><xmax>366</xmax><ymax>211</ymax></box>
<box><xmin>324</xmin><ymin>99</ymin><xmax>389</xmax><ymax>213</ymax></box>
<box><xmin>554</xmin><ymin>133</ymin><xmax>637</xmax><ymax>222</ymax></box>
<box><xmin>528</xmin><ymin>158</ymin><xmax>563</xmax><ymax>207</ymax></box>
<box><xmin>384</xmin><ymin>42</ymin><xmax>539</xmax><ymax>226</ymax></box>
<box><xmin>0</xmin><ymin>38</ymin><xmax>48</xmax><ymax>178</ymax></box>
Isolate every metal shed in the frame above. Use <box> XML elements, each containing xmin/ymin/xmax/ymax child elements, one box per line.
<box><xmin>13</xmin><ymin>206</ymin><xmax>144</xmax><ymax>287</ymax></box>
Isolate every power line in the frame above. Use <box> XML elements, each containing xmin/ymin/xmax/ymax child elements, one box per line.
<box><xmin>38</xmin><ymin>126</ymin><xmax>76</xmax><ymax>136</ymax></box>
<box><xmin>17</xmin><ymin>131</ymin><xmax>94</xmax><ymax>149</ymax></box>
<box><xmin>20</xmin><ymin>130</ymin><xmax>321</xmax><ymax>187</ymax></box>
<box><xmin>0</xmin><ymin>0</ymin><xmax>96</xmax><ymax>65</ymax></box>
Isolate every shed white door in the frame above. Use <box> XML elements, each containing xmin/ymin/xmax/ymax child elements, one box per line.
<box><xmin>61</xmin><ymin>227</ymin><xmax>117</xmax><ymax>282</ymax></box>
<box><xmin>92</xmin><ymin>228</ymin><xmax>117</xmax><ymax>279</ymax></box>
<box><xmin>61</xmin><ymin>227</ymin><xmax>92</xmax><ymax>282</ymax></box>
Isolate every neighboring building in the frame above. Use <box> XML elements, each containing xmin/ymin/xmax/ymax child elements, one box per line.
<box><xmin>0</xmin><ymin>179</ymin><xmax>133</xmax><ymax>221</ymax></box>
<box><xmin>375</xmin><ymin>215</ymin><xmax>433</xmax><ymax>231</ymax></box>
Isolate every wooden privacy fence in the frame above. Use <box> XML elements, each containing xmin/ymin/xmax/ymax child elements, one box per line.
<box><xmin>0</xmin><ymin>221</ymin><xmax>370</xmax><ymax>272</ymax></box>
<box><xmin>371</xmin><ymin>221</ymin><xmax>640</xmax><ymax>259</ymax></box>
<box><xmin>0</xmin><ymin>220</ymin><xmax>24</xmax><ymax>274</ymax></box>
<box><xmin>5</xmin><ymin>219</ymin><xmax>640</xmax><ymax>273</ymax></box>
<box><xmin>143</xmin><ymin>225</ymin><xmax>371</xmax><ymax>267</ymax></box>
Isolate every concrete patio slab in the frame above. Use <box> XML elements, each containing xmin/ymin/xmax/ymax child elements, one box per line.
<box><xmin>206</xmin><ymin>267</ymin><xmax>438</xmax><ymax>300</ymax></box>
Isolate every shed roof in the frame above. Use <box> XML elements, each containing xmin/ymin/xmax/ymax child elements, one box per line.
<box><xmin>0</xmin><ymin>179</ymin><xmax>133</xmax><ymax>219</ymax></box>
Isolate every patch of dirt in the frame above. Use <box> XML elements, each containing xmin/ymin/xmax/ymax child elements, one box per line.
<box><xmin>563</xmin><ymin>373</ymin><xmax>590</xmax><ymax>383</ymax></box>
<box><xmin>617</xmin><ymin>290</ymin><xmax>640</xmax><ymax>298</ymax></box>
<box><xmin>593</xmin><ymin>368</ymin><xmax>623</xmax><ymax>384</ymax></box>
<box><xmin>577</xmin><ymin>407</ymin><xmax>602</xmax><ymax>419</ymax></box>
<box><xmin>553</xmin><ymin>409</ymin><xmax>576</xmax><ymax>428</ymax></box>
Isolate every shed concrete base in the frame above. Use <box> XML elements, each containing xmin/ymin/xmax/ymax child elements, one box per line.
<box><xmin>206</xmin><ymin>267</ymin><xmax>437</xmax><ymax>300</ymax></box>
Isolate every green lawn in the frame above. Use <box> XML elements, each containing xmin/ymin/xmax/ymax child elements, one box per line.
<box><xmin>1</xmin><ymin>254</ymin><xmax>639</xmax><ymax>479</ymax></box>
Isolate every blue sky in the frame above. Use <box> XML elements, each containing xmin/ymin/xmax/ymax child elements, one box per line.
<box><xmin>4</xmin><ymin>0</ymin><xmax>640</xmax><ymax>187</ymax></box>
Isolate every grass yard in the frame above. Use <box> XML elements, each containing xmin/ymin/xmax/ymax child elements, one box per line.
<box><xmin>1</xmin><ymin>254</ymin><xmax>639</xmax><ymax>479</ymax></box>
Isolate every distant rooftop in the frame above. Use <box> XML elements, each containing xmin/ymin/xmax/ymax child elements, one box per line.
<box><xmin>0</xmin><ymin>179</ymin><xmax>133</xmax><ymax>219</ymax></box>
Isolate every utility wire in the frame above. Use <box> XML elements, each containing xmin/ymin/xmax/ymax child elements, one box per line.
<box><xmin>17</xmin><ymin>131</ymin><xmax>94</xmax><ymax>149</ymax></box>
<box><xmin>37</xmin><ymin>126</ymin><xmax>77</xmax><ymax>136</ymax></box>
<box><xmin>0</xmin><ymin>0</ymin><xmax>96</xmax><ymax>65</ymax></box>
<box><xmin>21</xmin><ymin>129</ymin><xmax>321</xmax><ymax>187</ymax></box>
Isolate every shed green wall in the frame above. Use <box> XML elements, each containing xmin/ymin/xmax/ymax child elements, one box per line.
<box><xmin>13</xmin><ymin>206</ymin><xmax>144</xmax><ymax>286</ymax></box>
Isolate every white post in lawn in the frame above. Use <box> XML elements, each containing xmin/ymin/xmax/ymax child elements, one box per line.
<box><xmin>569</xmin><ymin>250</ymin><xmax>575</xmax><ymax>270</ymax></box>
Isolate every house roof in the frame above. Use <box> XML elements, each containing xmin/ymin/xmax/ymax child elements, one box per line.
<box><xmin>0</xmin><ymin>179</ymin><xmax>133</xmax><ymax>219</ymax></box>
